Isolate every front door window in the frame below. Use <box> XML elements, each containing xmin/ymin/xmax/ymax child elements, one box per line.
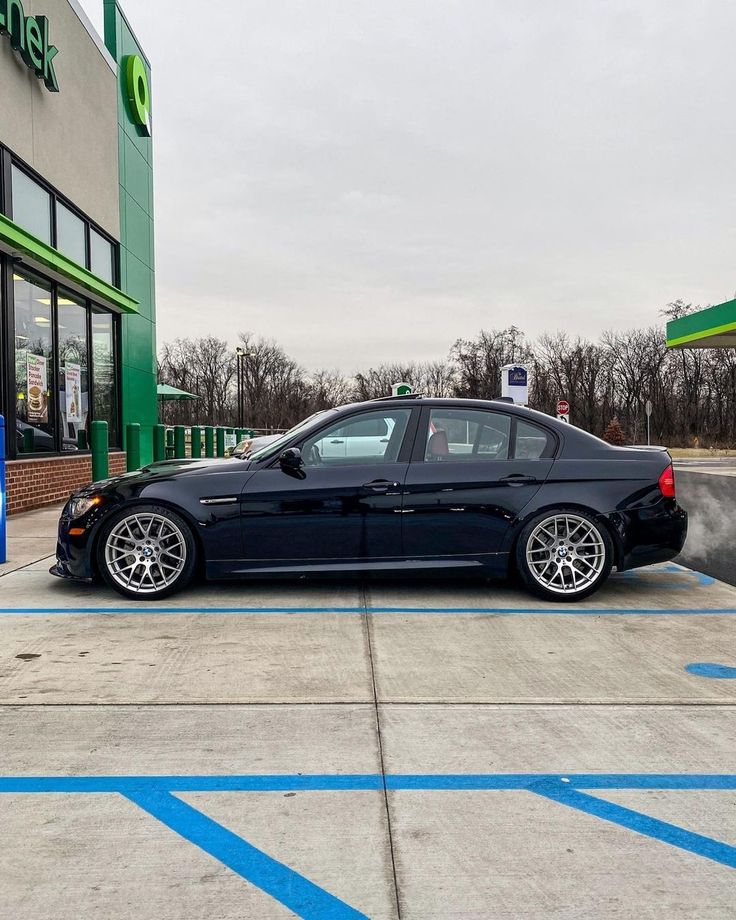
<box><xmin>302</xmin><ymin>408</ymin><xmax>412</xmax><ymax>466</ymax></box>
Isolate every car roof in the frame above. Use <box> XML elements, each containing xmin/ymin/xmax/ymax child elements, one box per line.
<box><xmin>333</xmin><ymin>396</ymin><xmax>621</xmax><ymax>456</ymax></box>
<box><xmin>340</xmin><ymin>395</ymin><xmax>557</xmax><ymax>423</ymax></box>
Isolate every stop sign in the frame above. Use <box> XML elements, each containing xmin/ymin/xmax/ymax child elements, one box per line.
<box><xmin>557</xmin><ymin>399</ymin><xmax>570</xmax><ymax>415</ymax></box>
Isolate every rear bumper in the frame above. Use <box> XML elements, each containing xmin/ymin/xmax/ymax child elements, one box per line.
<box><xmin>603</xmin><ymin>501</ymin><xmax>688</xmax><ymax>571</ymax></box>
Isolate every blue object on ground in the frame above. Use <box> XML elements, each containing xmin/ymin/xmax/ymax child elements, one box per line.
<box><xmin>686</xmin><ymin>662</ymin><xmax>736</xmax><ymax>679</ymax></box>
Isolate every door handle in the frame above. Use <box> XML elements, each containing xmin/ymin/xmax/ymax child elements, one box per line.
<box><xmin>331</xmin><ymin>439</ymin><xmax>344</xmax><ymax>444</ymax></box>
<box><xmin>500</xmin><ymin>474</ymin><xmax>537</xmax><ymax>486</ymax></box>
<box><xmin>363</xmin><ymin>479</ymin><xmax>400</xmax><ymax>492</ymax></box>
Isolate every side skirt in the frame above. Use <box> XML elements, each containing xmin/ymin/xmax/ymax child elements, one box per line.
<box><xmin>205</xmin><ymin>554</ymin><xmax>509</xmax><ymax>580</ymax></box>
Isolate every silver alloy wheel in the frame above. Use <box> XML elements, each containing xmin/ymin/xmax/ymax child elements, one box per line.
<box><xmin>104</xmin><ymin>512</ymin><xmax>187</xmax><ymax>595</ymax></box>
<box><xmin>525</xmin><ymin>513</ymin><xmax>606</xmax><ymax>596</ymax></box>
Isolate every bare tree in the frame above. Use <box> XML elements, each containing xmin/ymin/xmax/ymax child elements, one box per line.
<box><xmin>157</xmin><ymin>301</ymin><xmax>736</xmax><ymax>448</ymax></box>
<box><xmin>158</xmin><ymin>336</ymin><xmax>235</xmax><ymax>426</ymax></box>
<box><xmin>451</xmin><ymin>327</ymin><xmax>533</xmax><ymax>399</ymax></box>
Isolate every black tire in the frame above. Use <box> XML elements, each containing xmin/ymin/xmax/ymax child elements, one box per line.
<box><xmin>96</xmin><ymin>503</ymin><xmax>197</xmax><ymax>601</ymax></box>
<box><xmin>514</xmin><ymin>508</ymin><xmax>613</xmax><ymax>602</ymax></box>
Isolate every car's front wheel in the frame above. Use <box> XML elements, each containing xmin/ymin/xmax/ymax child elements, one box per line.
<box><xmin>515</xmin><ymin>509</ymin><xmax>613</xmax><ymax>602</ymax></box>
<box><xmin>97</xmin><ymin>504</ymin><xmax>197</xmax><ymax>600</ymax></box>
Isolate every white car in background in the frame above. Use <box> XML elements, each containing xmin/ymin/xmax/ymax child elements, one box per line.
<box><xmin>312</xmin><ymin>415</ymin><xmax>395</xmax><ymax>459</ymax></box>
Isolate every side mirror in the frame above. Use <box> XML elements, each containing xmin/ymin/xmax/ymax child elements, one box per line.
<box><xmin>279</xmin><ymin>447</ymin><xmax>303</xmax><ymax>471</ymax></box>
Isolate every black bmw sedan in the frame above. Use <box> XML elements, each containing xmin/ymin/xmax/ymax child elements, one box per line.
<box><xmin>51</xmin><ymin>396</ymin><xmax>687</xmax><ymax>602</ymax></box>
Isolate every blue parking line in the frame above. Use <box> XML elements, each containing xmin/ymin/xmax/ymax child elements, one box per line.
<box><xmin>532</xmin><ymin>779</ymin><xmax>736</xmax><ymax>869</ymax></box>
<box><xmin>0</xmin><ymin>605</ymin><xmax>735</xmax><ymax>615</ymax></box>
<box><xmin>3</xmin><ymin>772</ymin><xmax>735</xmax><ymax>910</ymax></box>
<box><xmin>125</xmin><ymin>788</ymin><xmax>368</xmax><ymax>920</ymax></box>
<box><xmin>2</xmin><ymin>774</ymin><xmax>736</xmax><ymax>793</ymax></box>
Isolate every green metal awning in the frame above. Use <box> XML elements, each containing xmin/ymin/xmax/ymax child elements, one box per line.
<box><xmin>157</xmin><ymin>384</ymin><xmax>200</xmax><ymax>401</ymax></box>
<box><xmin>0</xmin><ymin>213</ymin><xmax>139</xmax><ymax>314</ymax></box>
<box><xmin>667</xmin><ymin>299</ymin><xmax>736</xmax><ymax>348</ymax></box>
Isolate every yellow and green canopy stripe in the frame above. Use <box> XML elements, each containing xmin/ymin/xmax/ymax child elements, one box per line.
<box><xmin>666</xmin><ymin>299</ymin><xmax>736</xmax><ymax>348</ymax></box>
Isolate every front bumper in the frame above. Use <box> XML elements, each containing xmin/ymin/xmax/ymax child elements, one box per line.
<box><xmin>52</xmin><ymin>499</ymin><xmax>110</xmax><ymax>581</ymax></box>
<box><xmin>49</xmin><ymin>560</ymin><xmax>93</xmax><ymax>584</ymax></box>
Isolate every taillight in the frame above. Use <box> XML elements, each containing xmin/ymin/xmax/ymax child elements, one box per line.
<box><xmin>658</xmin><ymin>463</ymin><xmax>676</xmax><ymax>498</ymax></box>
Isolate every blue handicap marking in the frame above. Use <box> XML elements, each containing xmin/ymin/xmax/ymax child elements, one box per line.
<box><xmin>685</xmin><ymin>662</ymin><xmax>736</xmax><ymax>679</ymax></box>
<box><xmin>1</xmin><ymin>773</ymin><xmax>736</xmax><ymax>919</ymax></box>
<box><xmin>530</xmin><ymin>779</ymin><xmax>736</xmax><ymax>869</ymax></box>
<box><xmin>614</xmin><ymin>563</ymin><xmax>714</xmax><ymax>589</ymax></box>
<box><xmin>125</xmin><ymin>788</ymin><xmax>368</xmax><ymax>919</ymax></box>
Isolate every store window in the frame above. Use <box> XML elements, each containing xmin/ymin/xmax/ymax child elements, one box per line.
<box><xmin>14</xmin><ymin>273</ymin><xmax>55</xmax><ymax>454</ymax></box>
<box><xmin>56</xmin><ymin>203</ymin><xmax>87</xmax><ymax>266</ymax></box>
<box><xmin>90</xmin><ymin>228</ymin><xmax>114</xmax><ymax>284</ymax></box>
<box><xmin>57</xmin><ymin>292</ymin><xmax>89</xmax><ymax>449</ymax></box>
<box><xmin>91</xmin><ymin>309</ymin><xmax>118</xmax><ymax>446</ymax></box>
<box><xmin>11</xmin><ymin>166</ymin><xmax>52</xmax><ymax>245</ymax></box>
<box><xmin>6</xmin><ymin>155</ymin><xmax>119</xmax><ymax>285</ymax></box>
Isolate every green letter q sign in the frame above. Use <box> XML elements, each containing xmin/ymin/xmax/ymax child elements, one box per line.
<box><xmin>125</xmin><ymin>55</ymin><xmax>151</xmax><ymax>136</ymax></box>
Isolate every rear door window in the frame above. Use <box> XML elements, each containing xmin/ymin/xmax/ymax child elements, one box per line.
<box><xmin>424</xmin><ymin>408</ymin><xmax>512</xmax><ymax>461</ymax></box>
<box><xmin>514</xmin><ymin>419</ymin><xmax>554</xmax><ymax>459</ymax></box>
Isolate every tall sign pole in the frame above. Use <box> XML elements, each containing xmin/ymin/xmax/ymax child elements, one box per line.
<box><xmin>645</xmin><ymin>399</ymin><xmax>653</xmax><ymax>446</ymax></box>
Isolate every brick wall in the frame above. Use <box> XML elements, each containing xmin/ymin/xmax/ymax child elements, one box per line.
<box><xmin>6</xmin><ymin>453</ymin><xmax>126</xmax><ymax>515</ymax></box>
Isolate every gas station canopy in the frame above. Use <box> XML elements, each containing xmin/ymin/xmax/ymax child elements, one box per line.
<box><xmin>666</xmin><ymin>298</ymin><xmax>736</xmax><ymax>349</ymax></box>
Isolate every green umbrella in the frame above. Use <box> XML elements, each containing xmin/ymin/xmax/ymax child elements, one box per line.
<box><xmin>157</xmin><ymin>384</ymin><xmax>200</xmax><ymax>401</ymax></box>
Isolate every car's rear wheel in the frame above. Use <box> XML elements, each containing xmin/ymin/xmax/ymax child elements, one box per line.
<box><xmin>515</xmin><ymin>509</ymin><xmax>613</xmax><ymax>602</ymax></box>
<box><xmin>97</xmin><ymin>504</ymin><xmax>196</xmax><ymax>600</ymax></box>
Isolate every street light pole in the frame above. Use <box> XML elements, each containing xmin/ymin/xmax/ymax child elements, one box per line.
<box><xmin>235</xmin><ymin>348</ymin><xmax>244</xmax><ymax>429</ymax></box>
<box><xmin>236</xmin><ymin>348</ymin><xmax>253</xmax><ymax>429</ymax></box>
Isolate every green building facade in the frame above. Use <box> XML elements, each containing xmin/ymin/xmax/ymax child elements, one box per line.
<box><xmin>0</xmin><ymin>0</ymin><xmax>158</xmax><ymax>508</ymax></box>
<box><xmin>105</xmin><ymin>0</ymin><xmax>157</xmax><ymax>465</ymax></box>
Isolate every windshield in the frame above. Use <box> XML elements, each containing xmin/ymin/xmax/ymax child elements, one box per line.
<box><xmin>247</xmin><ymin>409</ymin><xmax>337</xmax><ymax>462</ymax></box>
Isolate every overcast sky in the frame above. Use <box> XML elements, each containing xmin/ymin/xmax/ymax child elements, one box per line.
<box><xmin>79</xmin><ymin>0</ymin><xmax>736</xmax><ymax>371</ymax></box>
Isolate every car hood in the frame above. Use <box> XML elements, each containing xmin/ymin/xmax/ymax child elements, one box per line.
<box><xmin>78</xmin><ymin>456</ymin><xmax>254</xmax><ymax>495</ymax></box>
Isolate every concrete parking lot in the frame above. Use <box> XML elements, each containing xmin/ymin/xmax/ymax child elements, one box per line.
<box><xmin>1</xmin><ymin>505</ymin><xmax>735</xmax><ymax>919</ymax></box>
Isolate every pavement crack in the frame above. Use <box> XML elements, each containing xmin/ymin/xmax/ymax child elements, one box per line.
<box><xmin>362</xmin><ymin>580</ymin><xmax>403</xmax><ymax>920</ymax></box>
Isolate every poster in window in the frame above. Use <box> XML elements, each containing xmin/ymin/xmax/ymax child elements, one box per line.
<box><xmin>26</xmin><ymin>354</ymin><xmax>48</xmax><ymax>423</ymax></box>
<box><xmin>64</xmin><ymin>364</ymin><xmax>82</xmax><ymax>424</ymax></box>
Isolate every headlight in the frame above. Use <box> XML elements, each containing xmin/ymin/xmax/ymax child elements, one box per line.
<box><xmin>68</xmin><ymin>495</ymin><xmax>102</xmax><ymax>519</ymax></box>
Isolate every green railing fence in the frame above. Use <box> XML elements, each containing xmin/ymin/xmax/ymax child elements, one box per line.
<box><xmin>88</xmin><ymin>425</ymin><xmax>265</xmax><ymax>481</ymax></box>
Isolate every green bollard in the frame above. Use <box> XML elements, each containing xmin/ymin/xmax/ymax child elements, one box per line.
<box><xmin>204</xmin><ymin>426</ymin><xmax>214</xmax><ymax>458</ymax></box>
<box><xmin>216</xmin><ymin>427</ymin><xmax>226</xmax><ymax>458</ymax></box>
<box><xmin>174</xmin><ymin>425</ymin><xmax>186</xmax><ymax>459</ymax></box>
<box><xmin>166</xmin><ymin>428</ymin><xmax>174</xmax><ymax>459</ymax></box>
<box><xmin>90</xmin><ymin>420</ymin><xmax>109</xmax><ymax>482</ymax></box>
<box><xmin>77</xmin><ymin>429</ymin><xmax>88</xmax><ymax>450</ymax></box>
<box><xmin>126</xmin><ymin>423</ymin><xmax>141</xmax><ymax>471</ymax></box>
<box><xmin>190</xmin><ymin>426</ymin><xmax>201</xmax><ymax>459</ymax></box>
<box><xmin>23</xmin><ymin>428</ymin><xmax>34</xmax><ymax>453</ymax></box>
<box><xmin>153</xmin><ymin>424</ymin><xmax>166</xmax><ymax>461</ymax></box>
